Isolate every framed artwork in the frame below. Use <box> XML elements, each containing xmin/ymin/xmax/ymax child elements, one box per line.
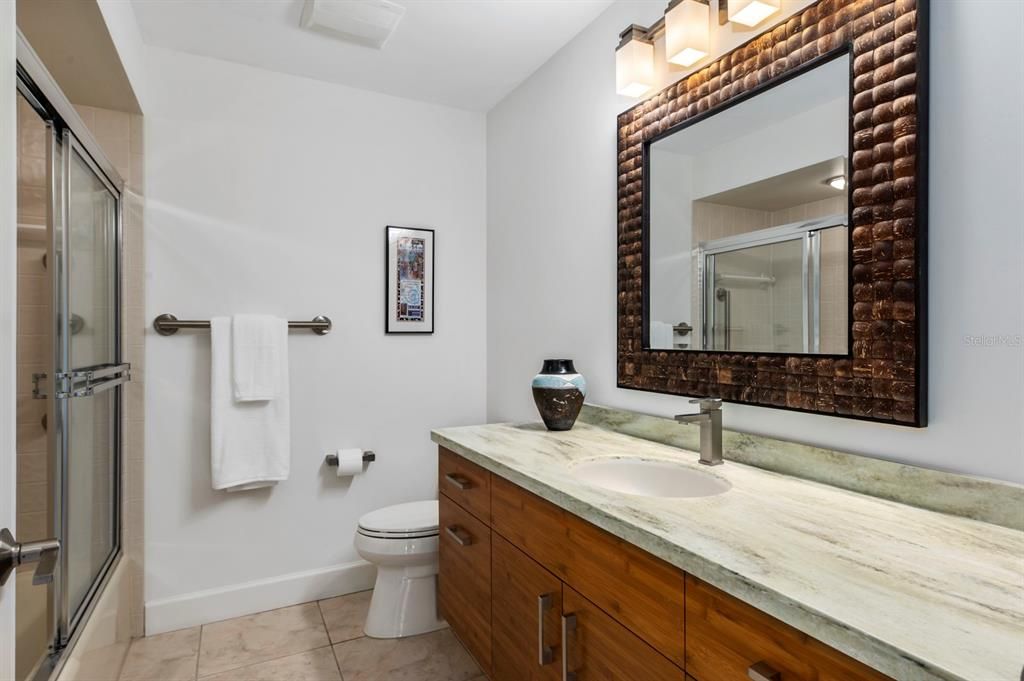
<box><xmin>385</xmin><ymin>226</ymin><xmax>435</xmax><ymax>334</ymax></box>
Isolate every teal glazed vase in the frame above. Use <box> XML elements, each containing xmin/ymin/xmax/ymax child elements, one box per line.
<box><xmin>531</xmin><ymin>359</ymin><xmax>587</xmax><ymax>431</ymax></box>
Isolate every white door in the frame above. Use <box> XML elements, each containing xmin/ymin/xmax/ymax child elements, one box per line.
<box><xmin>3</xmin><ymin>3</ymin><xmax>21</xmax><ymax>678</ymax></box>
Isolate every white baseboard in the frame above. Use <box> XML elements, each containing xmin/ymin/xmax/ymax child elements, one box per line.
<box><xmin>145</xmin><ymin>560</ymin><xmax>377</xmax><ymax>635</ymax></box>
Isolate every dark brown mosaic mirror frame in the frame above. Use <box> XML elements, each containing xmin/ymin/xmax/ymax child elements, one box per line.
<box><xmin>617</xmin><ymin>0</ymin><xmax>927</xmax><ymax>426</ymax></box>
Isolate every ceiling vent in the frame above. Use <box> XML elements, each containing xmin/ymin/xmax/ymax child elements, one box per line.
<box><xmin>300</xmin><ymin>0</ymin><xmax>405</xmax><ymax>50</ymax></box>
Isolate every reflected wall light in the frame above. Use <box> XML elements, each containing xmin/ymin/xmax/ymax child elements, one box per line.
<box><xmin>616</xmin><ymin>25</ymin><xmax>655</xmax><ymax>97</ymax></box>
<box><xmin>825</xmin><ymin>175</ymin><xmax>847</xmax><ymax>191</ymax></box>
<box><xmin>721</xmin><ymin>0</ymin><xmax>781</xmax><ymax>27</ymax></box>
<box><xmin>665</xmin><ymin>0</ymin><xmax>710</xmax><ymax>67</ymax></box>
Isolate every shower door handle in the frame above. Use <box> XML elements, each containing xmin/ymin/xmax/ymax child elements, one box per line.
<box><xmin>55</xmin><ymin>362</ymin><xmax>131</xmax><ymax>399</ymax></box>
<box><xmin>0</xmin><ymin>528</ymin><xmax>61</xmax><ymax>587</ymax></box>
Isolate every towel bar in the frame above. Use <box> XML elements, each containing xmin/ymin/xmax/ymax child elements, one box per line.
<box><xmin>154</xmin><ymin>313</ymin><xmax>331</xmax><ymax>336</ymax></box>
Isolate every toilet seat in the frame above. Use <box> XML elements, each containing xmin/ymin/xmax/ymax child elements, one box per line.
<box><xmin>357</xmin><ymin>500</ymin><xmax>438</xmax><ymax>540</ymax></box>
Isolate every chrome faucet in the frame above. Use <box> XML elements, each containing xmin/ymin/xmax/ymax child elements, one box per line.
<box><xmin>675</xmin><ymin>398</ymin><xmax>723</xmax><ymax>466</ymax></box>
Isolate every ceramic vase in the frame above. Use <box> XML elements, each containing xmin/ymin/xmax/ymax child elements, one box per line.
<box><xmin>531</xmin><ymin>359</ymin><xmax>587</xmax><ymax>431</ymax></box>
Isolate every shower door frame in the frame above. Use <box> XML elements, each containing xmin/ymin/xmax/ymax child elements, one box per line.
<box><xmin>697</xmin><ymin>214</ymin><xmax>846</xmax><ymax>354</ymax></box>
<box><xmin>15</xmin><ymin>31</ymin><xmax>126</xmax><ymax>678</ymax></box>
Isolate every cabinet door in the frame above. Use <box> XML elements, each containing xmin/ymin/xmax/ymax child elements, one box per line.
<box><xmin>439</xmin><ymin>494</ymin><xmax>491</xmax><ymax>671</ymax></box>
<box><xmin>491</xmin><ymin>535</ymin><xmax>562</xmax><ymax>681</ymax></box>
<box><xmin>562</xmin><ymin>586</ymin><xmax>685</xmax><ymax>681</ymax></box>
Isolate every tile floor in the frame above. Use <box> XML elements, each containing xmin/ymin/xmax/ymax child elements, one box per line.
<box><xmin>118</xmin><ymin>591</ymin><xmax>484</xmax><ymax>681</ymax></box>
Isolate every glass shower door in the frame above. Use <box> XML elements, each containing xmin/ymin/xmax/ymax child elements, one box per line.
<box><xmin>53</xmin><ymin>131</ymin><xmax>125</xmax><ymax>644</ymax></box>
<box><xmin>706</xmin><ymin>237</ymin><xmax>805</xmax><ymax>353</ymax></box>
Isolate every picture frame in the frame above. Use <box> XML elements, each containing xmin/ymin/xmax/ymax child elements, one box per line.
<box><xmin>385</xmin><ymin>226</ymin><xmax>435</xmax><ymax>334</ymax></box>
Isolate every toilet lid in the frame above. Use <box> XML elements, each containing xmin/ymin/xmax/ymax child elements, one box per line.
<box><xmin>358</xmin><ymin>500</ymin><xmax>438</xmax><ymax>538</ymax></box>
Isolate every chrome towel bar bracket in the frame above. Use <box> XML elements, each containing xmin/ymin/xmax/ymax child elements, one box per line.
<box><xmin>153</xmin><ymin>313</ymin><xmax>332</xmax><ymax>336</ymax></box>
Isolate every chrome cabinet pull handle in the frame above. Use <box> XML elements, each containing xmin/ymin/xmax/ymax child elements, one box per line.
<box><xmin>444</xmin><ymin>472</ymin><xmax>472</xmax><ymax>490</ymax></box>
<box><xmin>561</xmin><ymin>613</ymin><xmax>577</xmax><ymax>681</ymax></box>
<box><xmin>748</xmin><ymin>661</ymin><xmax>781</xmax><ymax>681</ymax></box>
<box><xmin>537</xmin><ymin>593</ymin><xmax>554</xmax><ymax>665</ymax></box>
<box><xmin>444</xmin><ymin>525</ymin><xmax>473</xmax><ymax>547</ymax></box>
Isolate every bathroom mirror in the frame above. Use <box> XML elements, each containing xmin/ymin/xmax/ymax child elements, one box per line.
<box><xmin>647</xmin><ymin>56</ymin><xmax>849</xmax><ymax>354</ymax></box>
<box><xmin>617</xmin><ymin>0</ymin><xmax>927</xmax><ymax>426</ymax></box>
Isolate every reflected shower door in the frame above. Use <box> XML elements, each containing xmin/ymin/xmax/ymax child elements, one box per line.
<box><xmin>55</xmin><ymin>131</ymin><xmax>123</xmax><ymax>642</ymax></box>
<box><xmin>707</xmin><ymin>238</ymin><xmax>805</xmax><ymax>353</ymax></box>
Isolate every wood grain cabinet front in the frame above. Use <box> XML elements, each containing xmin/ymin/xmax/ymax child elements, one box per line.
<box><xmin>685</xmin><ymin>575</ymin><xmax>893</xmax><ymax>681</ymax></box>
<box><xmin>562</xmin><ymin>585</ymin><xmax>687</xmax><ymax>681</ymax></box>
<box><xmin>439</xmin><ymin>447</ymin><xmax>491</xmax><ymax>523</ymax></box>
<box><xmin>491</xmin><ymin>534</ymin><xmax>563</xmax><ymax>681</ymax></box>
<box><xmin>438</xmin><ymin>494</ymin><xmax>492</xmax><ymax>672</ymax></box>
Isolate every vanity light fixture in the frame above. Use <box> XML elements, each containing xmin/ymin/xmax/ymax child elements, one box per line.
<box><xmin>720</xmin><ymin>0</ymin><xmax>781</xmax><ymax>27</ymax></box>
<box><xmin>825</xmin><ymin>175</ymin><xmax>847</xmax><ymax>191</ymax></box>
<box><xmin>616</xmin><ymin>25</ymin><xmax>656</xmax><ymax>97</ymax></box>
<box><xmin>665</xmin><ymin>0</ymin><xmax>710</xmax><ymax>67</ymax></box>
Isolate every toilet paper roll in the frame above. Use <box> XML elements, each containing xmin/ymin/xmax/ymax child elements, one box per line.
<box><xmin>334</xmin><ymin>448</ymin><xmax>365</xmax><ymax>477</ymax></box>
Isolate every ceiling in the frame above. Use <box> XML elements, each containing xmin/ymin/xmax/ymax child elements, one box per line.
<box><xmin>129</xmin><ymin>0</ymin><xmax>615</xmax><ymax>112</ymax></box>
<box><xmin>18</xmin><ymin>0</ymin><xmax>141</xmax><ymax>113</ymax></box>
<box><xmin>698</xmin><ymin>157</ymin><xmax>847</xmax><ymax>212</ymax></box>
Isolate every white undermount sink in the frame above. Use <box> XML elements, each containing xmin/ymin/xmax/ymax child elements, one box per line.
<box><xmin>570</xmin><ymin>458</ymin><xmax>731</xmax><ymax>499</ymax></box>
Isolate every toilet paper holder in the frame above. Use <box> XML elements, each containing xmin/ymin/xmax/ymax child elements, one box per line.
<box><xmin>325</xmin><ymin>451</ymin><xmax>376</xmax><ymax>467</ymax></box>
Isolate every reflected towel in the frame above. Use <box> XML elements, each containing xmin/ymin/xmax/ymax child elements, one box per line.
<box><xmin>650</xmin><ymin>321</ymin><xmax>675</xmax><ymax>349</ymax></box>
<box><xmin>231</xmin><ymin>314</ymin><xmax>286</xmax><ymax>401</ymax></box>
<box><xmin>211</xmin><ymin>317</ymin><xmax>290</xmax><ymax>491</ymax></box>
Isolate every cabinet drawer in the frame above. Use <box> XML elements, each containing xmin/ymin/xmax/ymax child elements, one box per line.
<box><xmin>686</xmin><ymin>575</ymin><xmax>892</xmax><ymax>681</ymax></box>
<box><xmin>439</xmin><ymin>494</ymin><xmax>491</xmax><ymax>671</ymax></box>
<box><xmin>439</xmin><ymin>447</ymin><xmax>491</xmax><ymax>523</ymax></box>
<box><xmin>563</xmin><ymin>585</ymin><xmax>685</xmax><ymax>681</ymax></box>
<box><xmin>491</xmin><ymin>475</ymin><xmax>685</xmax><ymax>666</ymax></box>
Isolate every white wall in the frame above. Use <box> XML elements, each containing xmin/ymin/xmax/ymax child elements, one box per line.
<box><xmin>1</xmin><ymin>2</ymin><xmax>19</xmax><ymax>674</ymax></box>
<box><xmin>487</xmin><ymin>0</ymin><xmax>1024</xmax><ymax>483</ymax></box>
<box><xmin>143</xmin><ymin>46</ymin><xmax>487</xmax><ymax>631</ymax></box>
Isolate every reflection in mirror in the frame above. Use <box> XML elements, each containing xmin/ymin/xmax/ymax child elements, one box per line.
<box><xmin>648</xmin><ymin>54</ymin><xmax>850</xmax><ymax>354</ymax></box>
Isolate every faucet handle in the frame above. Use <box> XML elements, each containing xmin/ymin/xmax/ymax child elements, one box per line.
<box><xmin>689</xmin><ymin>397</ymin><xmax>722</xmax><ymax>411</ymax></box>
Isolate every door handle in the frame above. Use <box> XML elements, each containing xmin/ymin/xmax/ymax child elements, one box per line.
<box><xmin>0</xmin><ymin>528</ymin><xmax>61</xmax><ymax>586</ymax></box>
<box><xmin>561</xmin><ymin>613</ymin><xmax>577</xmax><ymax>681</ymax></box>
<box><xmin>444</xmin><ymin>472</ymin><xmax>472</xmax><ymax>490</ymax></box>
<box><xmin>444</xmin><ymin>525</ymin><xmax>473</xmax><ymax>547</ymax></box>
<box><xmin>537</xmin><ymin>593</ymin><xmax>554</xmax><ymax>665</ymax></box>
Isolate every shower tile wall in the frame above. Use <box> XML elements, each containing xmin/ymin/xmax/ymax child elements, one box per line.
<box><xmin>16</xmin><ymin>95</ymin><xmax>53</xmax><ymax>681</ymax></box>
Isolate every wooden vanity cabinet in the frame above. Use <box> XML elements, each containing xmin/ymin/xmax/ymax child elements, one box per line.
<box><xmin>438</xmin><ymin>447</ymin><xmax>893</xmax><ymax>681</ymax></box>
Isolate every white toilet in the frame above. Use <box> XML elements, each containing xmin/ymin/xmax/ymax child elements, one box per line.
<box><xmin>354</xmin><ymin>499</ymin><xmax>446</xmax><ymax>639</ymax></box>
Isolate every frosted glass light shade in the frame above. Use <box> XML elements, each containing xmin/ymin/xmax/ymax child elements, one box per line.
<box><xmin>666</xmin><ymin>0</ymin><xmax>709</xmax><ymax>67</ymax></box>
<box><xmin>728</xmin><ymin>0</ymin><xmax>781</xmax><ymax>27</ymax></box>
<box><xmin>616</xmin><ymin>34</ymin><xmax>655</xmax><ymax>97</ymax></box>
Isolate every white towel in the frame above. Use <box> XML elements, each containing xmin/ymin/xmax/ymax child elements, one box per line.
<box><xmin>231</xmin><ymin>314</ymin><xmax>285</xmax><ymax>401</ymax></box>
<box><xmin>211</xmin><ymin>317</ymin><xmax>290</xmax><ymax>491</ymax></box>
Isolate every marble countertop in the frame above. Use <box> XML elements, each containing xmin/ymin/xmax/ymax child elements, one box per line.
<box><xmin>431</xmin><ymin>421</ymin><xmax>1024</xmax><ymax>681</ymax></box>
